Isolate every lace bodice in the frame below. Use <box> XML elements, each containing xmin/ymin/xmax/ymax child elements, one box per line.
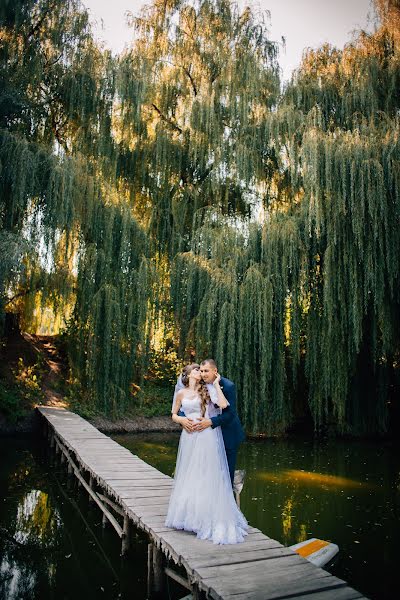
<box><xmin>181</xmin><ymin>394</ymin><xmax>203</xmax><ymax>418</ymax></box>
<box><xmin>180</xmin><ymin>391</ymin><xmax>223</xmax><ymax>419</ymax></box>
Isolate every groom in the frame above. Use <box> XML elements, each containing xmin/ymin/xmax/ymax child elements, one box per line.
<box><xmin>174</xmin><ymin>358</ymin><xmax>245</xmax><ymax>485</ymax></box>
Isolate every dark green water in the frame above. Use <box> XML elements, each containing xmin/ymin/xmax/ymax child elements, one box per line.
<box><xmin>112</xmin><ymin>432</ymin><xmax>400</xmax><ymax>600</ymax></box>
<box><xmin>1</xmin><ymin>433</ymin><xmax>399</xmax><ymax>600</ymax></box>
<box><xmin>0</xmin><ymin>436</ymin><xmax>150</xmax><ymax>600</ymax></box>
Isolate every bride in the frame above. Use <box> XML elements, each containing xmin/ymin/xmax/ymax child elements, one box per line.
<box><xmin>165</xmin><ymin>363</ymin><xmax>248</xmax><ymax>544</ymax></box>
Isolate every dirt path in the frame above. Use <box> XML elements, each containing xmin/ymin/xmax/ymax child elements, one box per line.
<box><xmin>22</xmin><ymin>332</ymin><xmax>68</xmax><ymax>408</ymax></box>
<box><xmin>1</xmin><ymin>330</ymin><xmax>179</xmax><ymax>434</ymax></box>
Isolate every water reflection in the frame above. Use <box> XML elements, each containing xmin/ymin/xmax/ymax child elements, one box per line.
<box><xmin>258</xmin><ymin>469</ymin><xmax>373</xmax><ymax>489</ymax></box>
<box><xmin>0</xmin><ymin>437</ymin><xmax>149</xmax><ymax>600</ymax></box>
<box><xmin>0</xmin><ymin>556</ymin><xmax>36</xmax><ymax>599</ymax></box>
<box><xmin>0</xmin><ymin>488</ymin><xmax>62</xmax><ymax>599</ymax></box>
<box><xmin>14</xmin><ymin>489</ymin><xmax>61</xmax><ymax>546</ymax></box>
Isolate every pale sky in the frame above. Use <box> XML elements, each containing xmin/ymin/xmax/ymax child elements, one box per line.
<box><xmin>82</xmin><ymin>0</ymin><xmax>375</xmax><ymax>80</ymax></box>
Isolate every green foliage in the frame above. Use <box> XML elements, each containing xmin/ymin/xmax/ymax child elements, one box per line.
<box><xmin>13</xmin><ymin>357</ymin><xmax>45</xmax><ymax>405</ymax></box>
<box><xmin>147</xmin><ymin>347</ymin><xmax>182</xmax><ymax>386</ymax></box>
<box><xmin>172</xmin><ymin>11</ymin><xmax>400</xmax><ymax>435</ymax></box>
<box><xmin>117</xmin><ymin>0</ymin><xmax>280</xmax><ymax>254</ymax></box>
<box><xmin>0</xmin><ymin>356</ymin><xmax>45</xmax><ymax>422</ymax></box>
<box><xmin>133</xmin><ymin>382</ymin><xmax>174</xmax><ymax>418</ymax></box>
<box><xmin>0</xmin><ymin>381</ymin><xmax>28</xmax><ymax>423</ymax></box>
<box><xmin>0</xmin><ymin>0</ymin><xmax>150</xmax><ymax>415</ymax></box>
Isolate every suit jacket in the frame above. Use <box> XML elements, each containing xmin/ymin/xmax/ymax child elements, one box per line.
<box><xmin>178</xmin><ymin>376</ymin><xmax>245</xmax><ymax>451</ymax></box>
<box><xmin>210</xmin><ymin>377</ymin><xmax>245</xmax><ymax>451</ymax></box>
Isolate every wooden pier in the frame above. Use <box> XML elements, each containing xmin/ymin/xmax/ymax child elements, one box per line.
<box><xmin>38</xmin><ymin>406</ymin><xmax>367</xmax><ymax>600</ymax></box>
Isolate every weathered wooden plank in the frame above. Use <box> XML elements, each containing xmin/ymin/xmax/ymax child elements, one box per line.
<box><xmin>156</xmin><ymin>529</ymin><xmax>272</xmax><ymax>553</ymax></box>
<box><xmin>119</xmin><ymin>490</ymin><xmax>172</xmax><ymax>500</ymax></box>
<box><xmin>147</xmin><ymin>525</ymin><xmax>173</xmax><ymax>535</ymax></box>
<box><xmin>107</xmin><ymin>481</ymin><xmax>167</xmax><ymax>488</ymax></box>
<box><xmin>286</xmin><ymin>587</ymin><xmax>365</xmax><ymax>600</ymax></box>
<box><xmin>198</xmin><ymin>555</ymin><xmax>317</xmax><ymax>580</ymax></box>
<box><xmin>104</xmin><ymin>478</ymin><xmax>171</xmax><ymax>485</ymax></box>
<box><xmin>92</xmin><ymin>466</ymin><xmax>168</xmax><ymax>473</ymax></box>
<box><xmin>130</xmin><ymin>511</ymin><xmax>169</xmax><ymax>522</ymax></box>
<box><xmin>111</xmin><ymin>482</ymin><xmax>173</xmax><ymax>490</ymax></box>
<box><xmin>158</xmin><ymin>530</ymin><xmax>271</xmax><ymax>554</ymax></box>
<box><xmin>121</xmin><ymin>496</ymin><xmax>169</xmax><ymax>507</ymax></box>
<box><xmin>94</xmin><ymin>473</ymin><xmax>169</xmax><ymax>480</ymax></box>
<box><xmin>139</xmin><ymin>515</ymin><xmax>171</xmax><ymax>525</ymax></box>
<box><xmin>156</xmin><ymin>533</ymin><xmax>282</xmax><ymax>561</ymax></box>
<box><xmin>189</xmin><ymin>546</ymin><xmax>294</xmax><ymax>569</ymax></box>
<box><xmin>90</xmin><ymin>460</ymin><xmax>159</xmax><ymax>465</ymax></box>
<box><xmin>81</xmin><ymin>462</ymin><xmax>152</xmax><ymax>467</ymax></box>
<box><xmin>182</xmin><ymin>539</ymin><xmax>284</xmax><ymax>558</ymax></box>
<box><xmin>202</xmin><ymin>572</ymin><xmax>348</xmax><ymax>600</ymax></box>
<box><xmin>126</xmin><ymin>509</ymin><xmax>169</xmax><ymax>520</ymax></box>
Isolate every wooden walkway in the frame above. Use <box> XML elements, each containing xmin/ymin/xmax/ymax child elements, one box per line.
<box><xmin>37</xmin><ymin>406</ymin><xmax>368</xmax><ymax>600</ymax></box>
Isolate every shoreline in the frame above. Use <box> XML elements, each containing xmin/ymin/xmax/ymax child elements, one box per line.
<box><xmin>0</xmin><ymin>409</ymin><xmax>181</xmax><ymax>436</ymax></box>
<box><xmin>90</xmin><ymin>414</ymin><xmax>181</xmax><ymax>434</ymax></box>
<box><xmin>0</xmin><ymin>409</ymin><xmax>396</xmax><ymax>443</ymax></box>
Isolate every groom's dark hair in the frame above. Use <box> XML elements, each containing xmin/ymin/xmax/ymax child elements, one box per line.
<box><xmin>201</xmin><ymin>358</ymin><xmax>217</xmax><ymax>368</ymax></box>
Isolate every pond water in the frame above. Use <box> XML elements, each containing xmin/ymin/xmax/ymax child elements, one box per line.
<box><xmin>112</xmin><ymin>432</ymin><xmax>400</xmax><ymax>600</ymax></box>
<box><xmin>1</xmin><ymin>433</ymin><xmax>399</xmax><ymax>600</ymax></box>
<box><xmin>0</xmin><ymin>436</ymin><xmax>149</xmax><ymax>600</ymax></box>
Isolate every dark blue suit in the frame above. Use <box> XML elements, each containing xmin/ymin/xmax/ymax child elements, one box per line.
<box><xmin>179</xmin><ymin>376</ymin><xmax>245</xmax><ymax>484</ymax></box>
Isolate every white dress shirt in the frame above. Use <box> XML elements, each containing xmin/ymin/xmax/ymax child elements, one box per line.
<box><xmin>206</xmin><ymin>383</ymin><xmax>222</xmax><ymax>417</ymax></box>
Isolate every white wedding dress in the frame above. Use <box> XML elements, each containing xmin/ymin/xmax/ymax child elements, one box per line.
<box><xmin>165</xmin><ymin>393</ymin><xmax>248</xmax><ymax>544</ymax></box>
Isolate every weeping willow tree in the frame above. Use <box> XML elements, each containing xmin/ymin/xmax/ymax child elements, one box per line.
<box><xmin>0</xmin><ymin>0</ymin><xmax>150</xmax><ymax>414</ymax></box>
<box><xmin>115</xmin><ymin>0</ymin><xmax>281</xmax><ymax>367</ymax></box>
<box><xmin>116</xmin><ymin>0</ymin><xmax>280</xmax><ymax>250</ymax></box>
<box><xmin>171</xmin><ymin>0</ymin><xmax>400</xmax><ymax>435</ymax></box>
<box><xmin>1</xmin><ymin>0</ymin><xmax>398</xmax><ymax>432</ymax></box>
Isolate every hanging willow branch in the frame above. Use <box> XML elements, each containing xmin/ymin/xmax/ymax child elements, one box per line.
<box><xmin>1</xmin><ymin>0</ymin><xmax>398</xmax><ymax>432</ymax></box>
<box><xmin>170</xmin><ymin>3</ymin><xmax>400</xmax><ymax>436</ymax></box>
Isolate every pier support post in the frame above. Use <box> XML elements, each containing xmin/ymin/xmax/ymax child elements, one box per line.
<box><xmin>121</xmin><ymin>514</ymin><xmax>131</xmax><ymax>556</ymax></box>
<box><xmin>192</xmin><ymin>585</ymin><xmax>201</xmax><ymax>599</ymax></box>
<box><xmin>147</xmin><ymin>543</ymin><xmax>164</xmax><ymax>598</ymax></box>
<box><xmin>147</xmin><ymin>543</ymin><xmax>153</xmax><ymax>598</ymax></box>
<box><xmin>153</xmin><ymin>544</ymin><xmax>164</xmax><ymax>595</ymax></box>
<box><xmin>48</xmin><ymin>432</ymin><xmax>55</xmax><ymax>464</ymax></box>
<box><xmin>88</xmin><ymin>475</ymin><xmax>94</xmax><ymax>502</ymax></box>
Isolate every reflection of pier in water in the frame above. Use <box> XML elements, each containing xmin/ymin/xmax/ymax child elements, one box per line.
<box><xmin>38</xmin><ymin>407</ymin><xmax>367</xmax><ymax>600</ymax></box>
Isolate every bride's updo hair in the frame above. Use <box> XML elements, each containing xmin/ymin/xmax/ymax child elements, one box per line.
<box><xmin>181</xmin><ymin>363</ymin><xmax>200</xmax><ymax>387</ymax></box>
<box><xmin>180</xmin><ymin>363</ymin><xmax>211</xmax><ymax>417</ymax></box>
